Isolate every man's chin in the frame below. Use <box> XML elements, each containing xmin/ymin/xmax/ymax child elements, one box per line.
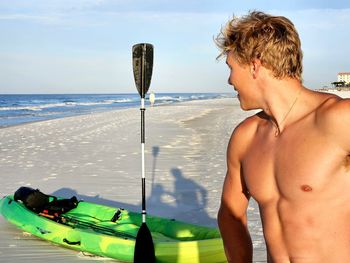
<box><xmin>237</xmin><ymin>96</ymin><xmax>253</xmax><ymax>111</ymax></box>
<box><xmin>239</xmin><ymin>101</ymin><xmax>254</xmax><ymax>111</ymax></box>
<box><xmin>240</xmin><ymin>105</ymin><xmax>250</xmax><ymax>111</ymax></box>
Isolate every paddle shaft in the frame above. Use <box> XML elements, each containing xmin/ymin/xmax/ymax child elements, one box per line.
<box><xmin>60</xmin><ymin>215</ymin><xmax>136</xmax><ymax>240</ymax></box>
<box><xmin>141</xmin><ymin>98</ymin><xmax>146</xmax><ymax>224</ymax></box>
<box><xmin>140</xmin><ymin>43</ymin><xmax>148</xmax><ymax>224</ymax></box>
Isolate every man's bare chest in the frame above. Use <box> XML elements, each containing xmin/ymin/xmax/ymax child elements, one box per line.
<box><xmin>240</xmin><ymin>128</ymin><xmax>348</xmax><ymax>203</ymax></box>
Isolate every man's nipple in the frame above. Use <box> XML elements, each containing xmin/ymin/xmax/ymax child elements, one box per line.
<box><xmin>301</xmin><ymin>184</ymin><xmax>313</xmax><ymax>192</ymax></box>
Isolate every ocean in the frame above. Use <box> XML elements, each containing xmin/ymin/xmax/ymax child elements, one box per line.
<box><xmin>0</xmin><ymin>93</ymin><xmax>233</xmax><ymax>128</ymax></box>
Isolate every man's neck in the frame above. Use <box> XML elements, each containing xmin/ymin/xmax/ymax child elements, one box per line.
<box><xmin>260</xmin><ymin>78</ymin><xmax>304</xmax><ymax>135</ymax></box>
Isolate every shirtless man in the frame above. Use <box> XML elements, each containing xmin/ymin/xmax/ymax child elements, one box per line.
<box><xmin>216</xmin><ymin>11</ymin><xmax>350</xmax><ymax>263</ymax></box>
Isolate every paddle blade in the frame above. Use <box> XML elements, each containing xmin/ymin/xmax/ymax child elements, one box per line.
<box><xmin>134</xmin><ymin>222</ymin><xmax>155</xmax><ymax>263</ymax></box>
<box><xmin>132</xmin><ymin>43</ymin><xmax>154</xmax><ymax>98</ymax></box>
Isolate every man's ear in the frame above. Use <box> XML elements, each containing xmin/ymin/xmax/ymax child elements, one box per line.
<box><xmin>250</xmin><ymin>59</ymin><xmax>262</xmax><ymax>79</ymax></box>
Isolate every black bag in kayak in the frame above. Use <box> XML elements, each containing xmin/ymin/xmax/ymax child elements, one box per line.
<box><xmin>14</xmin><ymin>186</ymin><xmax>78</xmax><ymax>217</ymax></box>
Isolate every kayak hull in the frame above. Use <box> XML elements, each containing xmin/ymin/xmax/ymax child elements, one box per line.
<box><xmin>0</xmin><ymin>195</ymin><xmax>226</xmax><ymax>262</ymax></box>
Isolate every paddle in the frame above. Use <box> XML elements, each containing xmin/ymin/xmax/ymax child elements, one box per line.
<box><xmin>60</xmin><ymin>214</ymin><xmax>136</xmax><ymax>240</ymax></box>
<box><xmin>132</xmin><ymin>43</ymin><xmax>156</xmax><ymax>263</ymax></box>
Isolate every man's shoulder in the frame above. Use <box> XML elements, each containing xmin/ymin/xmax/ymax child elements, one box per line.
<box><xmin>233</xmin><ymin>112</ymin><xmax>263</xmax><ymax>135</ymax></box>
<box><xmin>229</xmin><ymin>112</ymin><xmax>265</xmax><ymax>148</ymax></box>
<box><xmin>314</xmin><ymin>94</ymin><xmax>350</xmax><ymax>151</ymax></box>
<box><xmin>315</xmin><ymin>94</ymin><xmax>350</xmax><ymax>127</ymax></box>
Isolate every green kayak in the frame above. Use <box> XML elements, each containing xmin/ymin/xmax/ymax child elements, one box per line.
<box><xmin>0</xmin><ymin>195</ymin><xmax>226</xmax><ymax>262</ymax></box>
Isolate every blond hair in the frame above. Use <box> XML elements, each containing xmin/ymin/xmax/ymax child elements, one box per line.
<box><xmin>216</xmin><ymin>11</ymin><xmax>303</xmax><ymax>81</ymax></box>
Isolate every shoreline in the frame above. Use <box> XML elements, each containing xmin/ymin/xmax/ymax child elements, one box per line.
<box><xmin>0</xmin><ymin>97</ymin><xmax>231</xmax><ymax>130</ymax></box>
<box><xmin>0</xmin><ymin>93</ymin><xmax>234</xmax><ymax>129</ymax></box>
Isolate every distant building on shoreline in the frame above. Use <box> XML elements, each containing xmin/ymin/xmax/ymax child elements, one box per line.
<box><xmin>328</xmin><ymin>72</ymin><xmax>350</xmax><ymax>90</ymax></box>
<box><xmin>338</xmin><ymin>72</ymin><xmax>350</xmax><ymax>85</ymax></box>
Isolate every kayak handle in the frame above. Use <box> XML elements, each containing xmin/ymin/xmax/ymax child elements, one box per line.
<box><xmin>63</xmin><ymin>238</ymin><xmax>81</xmax><ymax>246</ymax></box>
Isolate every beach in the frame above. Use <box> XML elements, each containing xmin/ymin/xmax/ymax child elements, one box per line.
<box><xmin>322</xmin><ymin>89</ymin><xmax>350</xmax><ymax>98</ymax></box>
<box><xmin>0</xmin><ymin>97</ymin><xmax>266</xmax><ymax>262</ymax></box>
<box><xmin>1</xmin><ymin>90</ymin><xmax>349</xmax><ymax>262</ymax></box>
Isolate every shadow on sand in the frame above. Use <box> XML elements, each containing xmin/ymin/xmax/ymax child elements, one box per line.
<box><xmin>51</xmin><ymin>146</ymin><xmax>217</xmax><ymax>227</ymax></box>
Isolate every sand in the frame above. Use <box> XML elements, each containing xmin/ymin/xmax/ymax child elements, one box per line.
<box><xmin>0</xmin><ymin>97</ymin><xmax>262</xmax><ymax>262</ymax></box>
<box><xmin>322</xmin><ymin>89</ymin><xmax>350</xmax><ymax>98</ymax></box>
<box><xmin>1</xmin><ymin>90</ymin><xmax>348</xmax><ymax>262</ymax></box>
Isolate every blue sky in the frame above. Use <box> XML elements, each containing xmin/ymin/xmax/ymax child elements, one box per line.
<box><xmin>1</xmin><ymin>0</ymin><xmax>349</xmax><ymax>94</ymax></box>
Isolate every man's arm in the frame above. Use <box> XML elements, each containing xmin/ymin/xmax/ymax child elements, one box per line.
<box><xmin>218</xmin><ymin>125</ymin><xmax>252</xmax><ymax>263</ymax></box>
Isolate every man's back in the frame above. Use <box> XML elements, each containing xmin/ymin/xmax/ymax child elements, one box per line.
<box><xmin>236</xmin><ymin>90</ymin><xmax>350</xmax><ymax>262</ymax></box>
